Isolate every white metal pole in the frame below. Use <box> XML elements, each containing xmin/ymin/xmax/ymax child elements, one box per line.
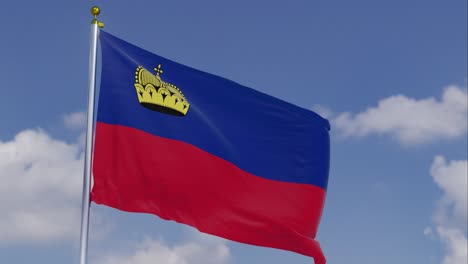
<box><xmin>79</xmin><ymin>6</ymin><xmax>102</xmax><ymax>264</ymax></box>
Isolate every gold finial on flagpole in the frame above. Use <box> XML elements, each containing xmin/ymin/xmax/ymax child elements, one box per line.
<box><xmin>91</xmin><ymin>6</ymin><xmax>104</xmax><ymax>28</ymax></box>
<box><xmin>91</xmin><ymin>6</ymin><xmax>100</xmax><ymax>17</ymax></box>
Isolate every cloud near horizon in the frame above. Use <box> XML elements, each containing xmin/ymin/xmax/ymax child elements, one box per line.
<box><xmin>0</xmin><ymin>129</ymin><xmax>83</xmax><ymax>242</ymax></box>
<box><xmin>95</xmin><ymin>233</ymin><xmax>230</xmax><ymax>264</ymax></box>
<box><xmin>0</xmin><ymin>112</ymin><xmax>110</xmax><ymax>244</ymax></box>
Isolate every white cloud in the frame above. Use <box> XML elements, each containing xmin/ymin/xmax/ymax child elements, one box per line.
<box><xmin>430</xmin><ymin>156</ymin><xmax>467</xmax><ymax>264</ymax></box>
<box><xmin>0</xmin><ymin>129</ymin><xmax>83</xmax><ymax>242</ymax></box>
<box><xmin>333</xmin><ymin>85</ymin><xmax>467</xmax><ymax>144</ymax></box>
<box><xmin>64</xmin><ymin>111</ymin><xmax>87</xmax><ymax>130</ymax></box>
<box><xmin>431</xmin><ymin>156</ymin><xmax>468</xmax><ymax>226</ymax></box>
<box><xmin>437</xmin><ymin>227</ymin><xmax>468</xmax><ymax>264</ymax></box>
<box><xmin>95</xmin><ymin>233</ymin><xmax>230</xmax><ymax>264</ymax></box>
<box><xmin>312</xmin><ymin>104</ymin><xmax>333</xmax><ymax>119</ymax></box>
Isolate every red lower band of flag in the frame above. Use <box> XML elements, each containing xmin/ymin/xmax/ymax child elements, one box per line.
<box><xmin>91</xmin><ymin>122</ymin><xmax>326</xmax><ymax>263</ymax></box>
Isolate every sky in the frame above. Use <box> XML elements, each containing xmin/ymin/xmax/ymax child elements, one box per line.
<box><xmin>0</xmin><ymin>0</ymin><xmax>466</xmax><ymax>264</ymax></box>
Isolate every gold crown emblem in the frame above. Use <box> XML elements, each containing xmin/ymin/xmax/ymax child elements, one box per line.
<box><xmin>134</xmin><ymin>64</ymin><xmax>190</xmax><ymax>116</ymax></box>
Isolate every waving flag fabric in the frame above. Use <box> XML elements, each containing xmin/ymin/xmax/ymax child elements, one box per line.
<box><xmin>91</xmin><ymin>30</ymin><xmax>330</xmax><ymax>264</ymax></box>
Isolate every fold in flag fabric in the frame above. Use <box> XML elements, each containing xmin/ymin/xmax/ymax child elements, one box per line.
<box><xmin>92</xmin><ymin>30</ymin><xmax>330</xmax><ymax>264</ymax></box>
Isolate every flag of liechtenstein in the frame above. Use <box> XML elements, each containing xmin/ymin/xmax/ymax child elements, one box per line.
<box><xmin>92</xmin><ymin>30</ymin><xmax>330</xmax><ymax>264</ymax></box>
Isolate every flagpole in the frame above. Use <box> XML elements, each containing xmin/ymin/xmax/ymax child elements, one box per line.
<box><xmin>79</xmin><ymin>6</ymin><xmax>103</xmax><ymax>264</ymax></box>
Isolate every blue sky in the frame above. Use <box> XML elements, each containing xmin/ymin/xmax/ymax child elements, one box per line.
<box><xmin>0</xmin><ymin>1</ymin><xmax>466</xmax><ymax>264</ymax></box>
